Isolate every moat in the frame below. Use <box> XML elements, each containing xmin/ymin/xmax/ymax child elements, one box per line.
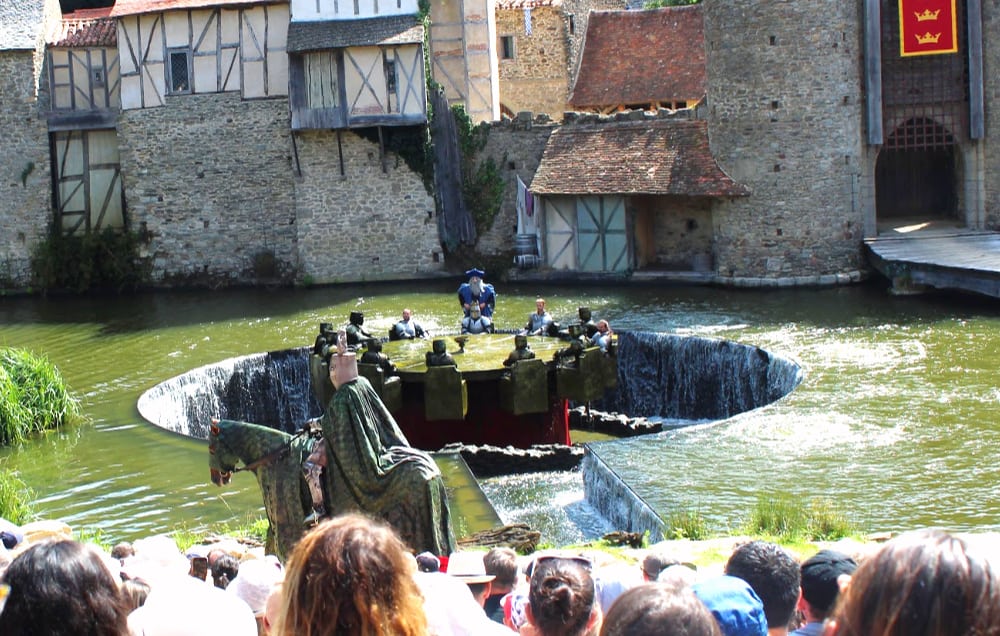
<box><xmin>1</xmin><ymin>281</ymin><xmax>998</xmax><ymax>544</ymax></box>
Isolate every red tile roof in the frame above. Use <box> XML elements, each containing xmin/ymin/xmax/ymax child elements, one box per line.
<box><xmin>50</xmin><ymin>9</ymin><xmax>117</xmax><ymax>47</ymax></box>
<box><xmin>530</xmin><ymin>119</ymin><xmax>749</xmax><ymax>197</ymax></box>
<box><xmin>110</xmin><ymin>0</ymin><xmax>285</xmax><ymax>18</ymax></box>
<box><xmin>569</xmin><ymin>6</ymin><xmax>705</xmax><ymax>109</ymax></box>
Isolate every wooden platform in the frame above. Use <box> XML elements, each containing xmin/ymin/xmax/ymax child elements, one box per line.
<box><xmin>865</xmin><ymin>228</ymin><xmax>1000</xmax><ymax>299</ymax></box>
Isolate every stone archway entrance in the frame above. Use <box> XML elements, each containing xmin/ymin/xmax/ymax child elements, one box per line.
<box><xmin>875</xmin><ymin>117</ymin><xmax>961</xmax><ymax>231</ymax></box>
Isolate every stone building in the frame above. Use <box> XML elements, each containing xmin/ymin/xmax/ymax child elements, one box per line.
<box><xmin>495</xmin><ymin>0</ymin><xmax>571</xmax><ymax>118</ymax></box>
<box><xmin>0</xmin><ymin>0</ymin><xmax>61</xmax><ymax>287</ymax></box>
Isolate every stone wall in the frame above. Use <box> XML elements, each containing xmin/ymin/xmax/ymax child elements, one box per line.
<box><xmin>981</xmin><ymin>2</ymin><xmax>1000</xmax><ymax>230</ymax></box>
<box><xmin>496</xmin><ymin>6</ymin><xmax>570</xmax><ymax>117</ymax></box>
<box><xmin>0</xmin><ymin>51</ymin><xmax>53</xmax><ymax>287</ymax></box>
<box><xmin>117</xmin><ymin>93</ymin><xmax>298</xmax><ymax>286</ymax></box>
<box><xmin>294</xmin><ymin>130</ymin><xmax>443</xmax><ymax>283</ymax></box>
<box><xmin>475</xmin><ymin>114</ymin><xmax>556</xmax><ymax>258</ymax></box>
<box><xmin>702</xmin><ymin>0</ymin><xmax>868</xmax><ymax>279</ymax></box>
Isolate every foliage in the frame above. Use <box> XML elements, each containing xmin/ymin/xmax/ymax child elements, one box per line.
<box><xmin>0</xmin><ymin>348</ymin><xmax>83</xmax><ymax>446</ymax></box>
<box><xmin>743</xmin><ymin>494</ymin><xmax>857</xmax><ymax>542</ymax></box>
<box><xmin>644</xmin><ymin>0</ymin><xmax>700</xmax><ymax>6</ymax></box>
<box><xmin>31</xmin><ymin>227</ymin><xmax>152</xmax><ymax>294</ymax></box>
<box><xmin>664</xmin><ymin>507</ymin><xmax>712</xmax><ymax>540</ymax></box>
<box><xmin>0</xmin><ymin>467</ymin><xmax>33</xmax><ymax>525</ymax></box>
<box><xmin>452</xmin><ymin>105</ymin><xmax>505</xmax><ymax>239</ymax></box>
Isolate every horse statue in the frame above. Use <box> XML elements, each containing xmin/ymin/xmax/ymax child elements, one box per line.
<box><xmin>208</xmin><ymin>418</ymin><xmax>319</xmax><ymax>560</ymax></box>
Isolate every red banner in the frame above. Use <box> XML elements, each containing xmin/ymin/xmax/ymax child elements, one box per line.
<box><xmin>899</xmin><ymin>0</ymin><xmax>958</xmax><ymax>56</ymax></box>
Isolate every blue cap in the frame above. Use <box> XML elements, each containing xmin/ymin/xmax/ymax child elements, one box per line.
<box><xmin>692</xmin><ymin>575</ymin><xmax>768</xmax><ymax>636</ymax></box>
<box><xmin>465</xmin><ymin>268</ymin><xmax>485</xmax><ymax>279</ymax></box>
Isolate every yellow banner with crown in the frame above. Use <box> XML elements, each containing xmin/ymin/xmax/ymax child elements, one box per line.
<box><xmin>899</xmin><ymin>0</ymin><xmax>958</xmax><ymax>56</ymax></box>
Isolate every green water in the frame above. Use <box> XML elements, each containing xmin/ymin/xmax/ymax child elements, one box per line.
<box><xmin>1</xmin><ymin>281</ymin><xmax>998</xmax><ymax>543</ymax></box>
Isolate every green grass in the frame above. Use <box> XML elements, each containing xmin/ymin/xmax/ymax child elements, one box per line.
<box><xmin>664</xmin><ymin>507</ymin><xmax>712</xmax><ymax>541</ymax></box>
<box><xmin>0</xmin><ymin>467</ymin><xmax>33</xmax><ymax>525</ymax></box>
<box><xmin>0</xmin><ymin>348</ymin><xmax>83</xmax><ymax>446</ymax></box>
<box><xmin>743</xmin><ymin>494</ymin><xmax>858</xmax><ymax>542</ymax></box>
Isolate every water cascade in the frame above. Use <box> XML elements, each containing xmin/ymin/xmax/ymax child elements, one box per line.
<box><xmin>581</xmin><ymin>448</ymin><xmax>667</xmax><ymax>542</ymax></box>
<box><xmin>138</xmin><ymin>348</ymin><xmax>321</xmax><ymax>438</ymax></box>
<box><xmin>604</xmin><ymin>331</ymin><xmax>803</xmax><ymax>419</ymax></box>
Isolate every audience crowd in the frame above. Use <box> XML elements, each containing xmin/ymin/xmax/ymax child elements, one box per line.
<box><xmin>0</xmin><ymin>514</ymin><xmax>996</xmax><ymax>636</ymax></box>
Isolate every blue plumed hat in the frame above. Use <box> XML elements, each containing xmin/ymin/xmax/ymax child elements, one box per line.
<box><xmin>465</xmin><ymin>268</ymin><xmax>485</xmax><ymax>279</ymax></box>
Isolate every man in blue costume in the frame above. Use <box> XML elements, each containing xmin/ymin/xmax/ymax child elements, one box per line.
<box><xmin>457</xmin><ymin>268</ymin><xmax>496</xmax><ymax>318</ymax></box>
<box><xmin>321</xmin><ymin>333</ymin><xmax>456</xmax><ymax>556</ymax></box>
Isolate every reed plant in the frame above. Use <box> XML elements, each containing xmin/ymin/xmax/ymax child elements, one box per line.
<box><xmin>744</xmin><ymin>494</ymin><xmax>857</xmax><ymax>541</ymax></box>
<box><xmin>0</xmin><ymin>348</ymin><xmax>82</xmax><ymax>445</ymax></box>
<box><xmin>0</xmin><ymin>467</ymin><xmax>33</xmax><ymax>525</ymax></box>
<box><xmin>664</xmin><ymin>507</ymin><xmax>712</xmax><ymax>541</ymax></box>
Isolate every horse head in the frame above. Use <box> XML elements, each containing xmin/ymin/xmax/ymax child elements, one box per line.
<box><xmin>208</xmin><ymin>419</ymin><xmax>235</xmax><ymax>486</ymax></box>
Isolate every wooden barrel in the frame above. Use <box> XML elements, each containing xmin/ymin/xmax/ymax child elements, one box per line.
<box><xmin>515</xmin><ymin>234</ymin><xmax>537</xmax><ymax>256</ymax></box>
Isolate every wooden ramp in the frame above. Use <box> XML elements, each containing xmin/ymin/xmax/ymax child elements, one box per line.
<box><xmin>865</xmin><ymin>231</ymin><xmax>1000</xmax><ymax>299</ymax></box>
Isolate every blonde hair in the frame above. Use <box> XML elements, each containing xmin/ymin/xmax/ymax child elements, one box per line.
<box><xmin>272</xmin><ymin>513</ymin><xmax>429</xmax><ymax>636</ymax></box>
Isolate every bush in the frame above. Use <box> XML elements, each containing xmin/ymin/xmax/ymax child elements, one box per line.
<box><xmin>0</xmin><ymin>348</ymin><xmax>83</xmax><ymax>445</ymax></box>
<box><xmin>31</xmin><ymin>227</ymin><xmax>152</xmax><ymax>293</ymax></box>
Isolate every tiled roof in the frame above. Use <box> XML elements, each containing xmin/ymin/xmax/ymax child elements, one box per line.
<box><xmin>530</xmin><ymin>119</ymin><xmax>749</xmax><ymax>197</ymax></box>
<box><xmin>569</xmin><ymin>5</ymin><xmax>705</xmax><ymax>108</ymax></box>
<box><xmin>495</xmin><ymin>0</ymin><xmax>561</xmax><ymax>10</ymax></box>
<box><xmin>110</xmin><ymin>0</ymin><xmax>285</xmax><ymax>18</ymax></box>
<box><xmin>0</xmin><ymin>0</ymin><xmax>48</xmax><ymax>51</ymax></box>
<box><xmin>50</xmin><ymin>9</ymin><xmax>117</xmax><ymax>47</ymax></box>
<box><xmin>287</xmin><ymin>15</ymin><xmax>423</xmax><ymax>53</ymax></box>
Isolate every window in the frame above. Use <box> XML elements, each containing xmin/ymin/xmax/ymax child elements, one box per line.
<box><xmin>500</xmin><ymin>35</ymin><xmax>515</xmax><ymax>60</ymax></box>
<box><xmin>304</xmin><ymin>51</ymin><xmax>338</xmax><ymax>108</ymax></box>
<box><xmin>385</xmin><ymin>58</ymin><xmax>398</xmax><ymax>113</ymax></box>
<box><xmin>167</xmin><ymin>48</ymin><xmax>191</xmax><ymax>94</ymax></box>
<box><xmin>92</xmin><ymin>68</ymin><xmax>105</xmax><ymax>88</ymax></box>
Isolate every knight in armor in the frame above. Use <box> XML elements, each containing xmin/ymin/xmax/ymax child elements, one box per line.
<box><xmin>360</xmin><ymin>339</ymin><xmax>397</xmax><ymax>375</ymax></box>
<box><xmin>553</xmin><ymin>324</ymin><xmax>589</xmax><ymax>368</ymax></box>
<box><xmin>503</xmin><ymin>334</ymin><xmax>536</xmax><ymax>367</ymax></box>
<box><xmin>344</xmin><ymin>311</ymin><xmax>375</xmax><ymax>349</ymax></box>
<box><xmin>578</xmin><ymin>307</ymin><xmax>599</xmax><ymax>339</ymax></box>
<box><xmin>313</xmin><ymin>322</ymin><xmax>336</xmax><ymax>357</ymax></box>
<box><xmin>389</xmin><ymin>308</ymin><xmax>427</xmax><ymax>341</ymax></box>
<box><xmin>461</xmin><ymin>304</ymin><xmax>494</xmax><ymax>335</ymax></box>
<box><xmin>425</xmin><ymin>339</ymin><xmax>456</xmax><ymax>367</ymax></box>
<box><xmin>457</xmin><ymin>268</ymin><xmax>497</xmax><ymax>318</ymax></box>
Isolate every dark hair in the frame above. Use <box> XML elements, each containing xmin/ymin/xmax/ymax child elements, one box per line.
<box><xmin>110</xmin><ymin>542</ymin><xmax>134</xmax><ymax>561</ymax></box>
<box><xmin>121</xmin><ymin>577</ymin><xmax>150</xmax><ymax>612</ymax></box>
<box><xmin>725</xmin><ymin>540</ymin><xmax>801</xmax><ymax>628</ymax></box>
<box><xmin>484</xmin><ymin>547</ymin><xmax>519</xmax><ymax>588</ymax></box>
<box><xmin>600</xmin><ymin>583</ymin><xmax>722</xmax><ymax>636</ymax></box>
<box><xmin>212</xmin><ymin>553</ymin><xmax>241</xmax><ymax>589</ymax></box>
<box><xmin>528</xmin><ymin>556</ymin><xmax>596</xmax><ymax>636</ymax></box>
<box><xmin>831</xmin><ymin>530</ymin><xmax>1000</xmax><ymax>636</ymax></box>
<box><xmin>0</xmin><ymin>540</ymin><xmax>129</xmax><ymax>636</ymax></box>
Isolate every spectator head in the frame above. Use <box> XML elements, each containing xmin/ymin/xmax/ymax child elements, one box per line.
<box><xmin>484</xmin><ymin>547</ymin><xmax>519</xmax><ymax>592</ymax></box>
<box><xmin>447</xmin><ymin>551</ymin><xmax>495</xmax><ymax>606</ymax></box>
<box><xmin>228</xmin><ymin>557</ymin><xmax>284</xmax><ymax>622</ymax></box>
<box><xmin>416</xmin><ymin>551</ymin><xmax>441</xmax><ymax>573</ymax></box>
<box><xmin>692</xmin><ymin>575</ymin><xmax>768</xmax><ymax>636</ymax></box>
<box><xmin>828</xmin><ymin>529</ymin><xmax>1000</xmax><ymax>636</ymax></box>
<box><xmin>0</xmin><ymin>539</ymin><xmax>129</xmax><ymax>636</ymax></box>
<box><xmin>725</xmin><ymin>540</ymin><xmax>801</xmax><ymax>629</ymax></box>
<box><xmin>798</xmin><ymin>550</ymin><xmax>856</xmax><ymax>620</ymax></box>
<box><xmin>527</xmin><ymin>555</ymin><xmax>600</xmax><ymax>636</ymax></box>
<box><xmin>272</xmin><ymin>513</ymin><xmax>428</xmax><ymax>636</ymax></box>
<box><xmin>111</xmin><ymin>541</ymin><xmax>135</xmax><ymax>561</ymax></box>
<box><xmin>641</xmin><ymin>550</ymin><xmax>686</xmax><ymax>582</ymax></box>
<box><xmin>121</xmin><ymin>577</ymin><xmax>151</xmax><ymax>612</ymax></box>
<box><xmin>600</xmin><ymin>583</ymin><xmax>721</xmax><ymax>636</ymax></box>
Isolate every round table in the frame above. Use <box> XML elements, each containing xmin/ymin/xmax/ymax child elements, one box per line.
<box><xmin>382</xmin><ymin>333</ymin><xmax>568</xmax><ymax>381</ymax></box>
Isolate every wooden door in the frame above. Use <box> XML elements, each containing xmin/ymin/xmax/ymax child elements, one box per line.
<box><xmin>577</xmin><ymin>196</ymin><xmax>629</xmax><ymax>272</ymax></box>
<box><xmin>53</xmin><ymin>130</ymin><xmax>125</xmax><ymax>234</ymax></box>
<box><xmin>544</xmin><ymin>196</ymin><xmax>576</xmax><ymax>270</ymax></box>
